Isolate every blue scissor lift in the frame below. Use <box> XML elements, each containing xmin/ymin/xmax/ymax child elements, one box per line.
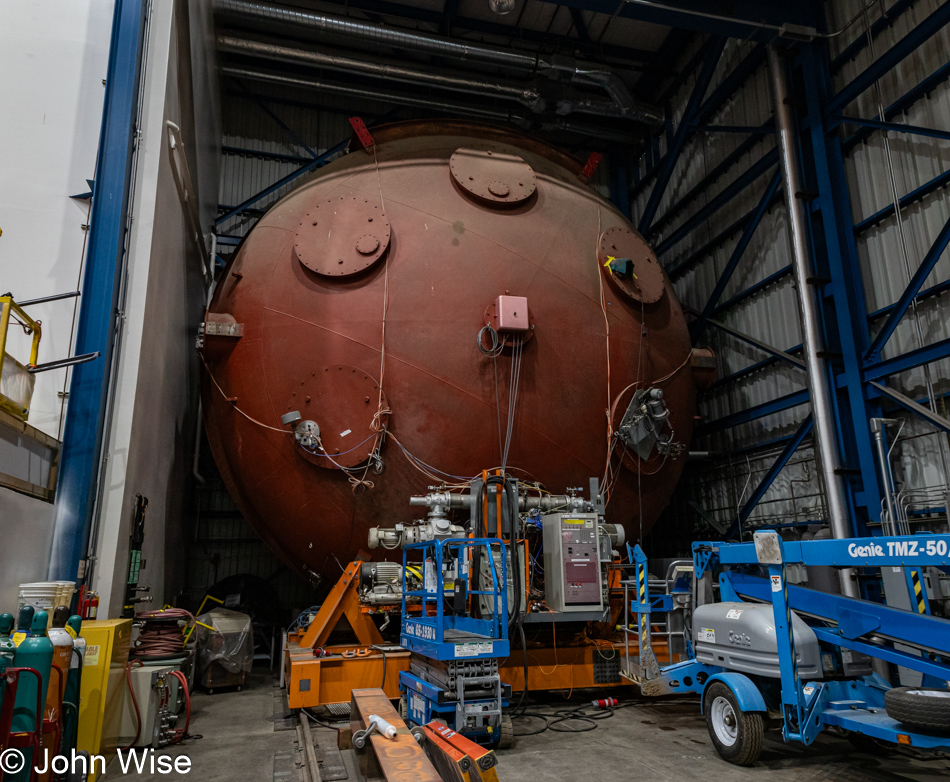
<box><xmin>622</xmin><ymin>532</ymin><xmax>950</xmax><ymax>765</ymax></box>
<box><xmin>398</xmin><ymin>537</ymin><xmax>513</xmax><ymax>747</ymax></box>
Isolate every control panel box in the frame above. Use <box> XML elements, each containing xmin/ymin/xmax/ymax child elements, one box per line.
<box><xmin>542</xmin><ymin>513</ymin><xmax>603</xmax><ymax>612</ymax></box>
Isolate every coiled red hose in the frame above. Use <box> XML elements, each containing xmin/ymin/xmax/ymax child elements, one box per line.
<box><xmin>131</xmin><ymin>608</ymin><xmax>195</xmax><ymax>659</ymax></box>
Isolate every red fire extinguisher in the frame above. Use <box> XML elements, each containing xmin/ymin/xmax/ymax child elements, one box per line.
<box><xmin>591</xmin><ymin>697</ymin><xmax>618</xmax><ymax>709</ymax></box>
<box><xmin>81</xmin><ymin>590</ymin><xmax>99</xmax><ymax>620</ymax></box>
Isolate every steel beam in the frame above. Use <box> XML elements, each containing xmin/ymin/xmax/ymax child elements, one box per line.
<box><xmin>694</xmin><ymin>45</ymin><xmax>768</xmax><ymax>126</ymax></box>
<box><xmin>869</xmin><ymin>382</ymin><xmax>950</xmax><ymax>435</ymax></box>
<box><xmin>854</xmin><ymin>167</ymin><xmax>950</xmax><ymax>235</ymax></box>
<box><xmin>654</xmin><ymin>126</ymin><xmax>772</xmax><ymax>243</ymax></box>
<box><xmin>705</xmin><ymin>318</ymin><xmax>806</xmax><ymax>370</ymax></box>
<box><xmin>865</xmin><ymin>212</ymin><xmax>950</xmax><ymax>362</ymax></box>
<box><xmin>214</xmin><ymin>138</ymin><xmax>349</xmax><ymax>226</ymax></box>
<box><xmin>49</xmin><ymin>0</ymin><xmax>147</xmax><ymax>581</ymax></box>
<box><xmin>535</xmin><ymin>0</ymin><xmax>804</xmax><ymax>41</ymax></box>
<box><xmin>713</xmin><ymin>265</ymin><xmax>792</xmax><ymax>314</ymax></box>
<box><xmin>707</xmin><ymin>344</ymin><xmax>803</xmax><ymax>392</ymax></box>
<box><xmin>638</xmin><ymin>37</ymin><xmax>726</xmax><ymax>236</ymax></box>
<box><xmin>691</xmin><ymin>170</ymin><xmax>782</xmax><ymax>341</ymax></box>
<box><xmin>829</xmin><ymin>0</ymin><xmax>916</xmax><ymax>73</ymax></box>
<box><xmin>726</xmin><ymin>415</ymin><xmax>814</xmax><ymax>540</ymax></box>
<box><xmin>798</xmin><ymin>33</ymin><xmax>884</xmax><ymax>538</ymax></box>
<box><xmin>869</xmin><ymin>277</ymin><xmax>950</xmax><ymax>320</ymax></box>
<box><xmin>864</xmin><ymin>336</ymin><xmax>950</xmax><ymax>382</ymax></box>
<box><xmin>827</xmin><ymin>1</ymin><xmax>950</xmax><ymax>115</ymax></box>
<box><xmin>842</xmin><ymin>61</ymin><xmax>950</xmax><ymax>154</ymax></box>
<box><xmin>695</xmin><ymin>389</ymin><xmax>810</xmax><ymax>437</ymax></box>
<box><xmin>221</xmin><ymin>145</ymin><xmax>312</xmax><ymax>165</ymax></box>
<box><xmin>654</xmin><ymin>150</ymin><xmax>778</xmax><ymax>256</ymax></box>
<box><xmin>835</xmin><ymin>115</ymin><xmax>950</xmax><ymax>144</ymax></box>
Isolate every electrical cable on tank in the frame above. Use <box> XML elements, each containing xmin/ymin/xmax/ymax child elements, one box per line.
<box><xmin>198</xmin><ymin>121</ymin><xmax>706</xmax><ymax>579</ymax></box>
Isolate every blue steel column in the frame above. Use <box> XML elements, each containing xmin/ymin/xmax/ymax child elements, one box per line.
<box><xmin>797</xmin><ymin>17</ymin><xmax>884</xmax><ymax>537</ymax></box>
<box><xmin>48</xmin><ymin>0</ymin><xmax>148</xmax><ymax>581</ymax></box>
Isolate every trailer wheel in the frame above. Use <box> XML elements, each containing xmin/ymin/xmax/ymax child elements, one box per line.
<box><xmin>497</xmin><ymin>714</ymin><xmax>515</xmax><ymax>749</ymax></box>
<box><xmin>885</xmin><ymin>687</ymin><xmax>950</xmax><ymax>731</ymax></box>
<box><xmin>703</xmin><ymin>682</ymin><xmax>764</xmax><ymax>766</ymax></box>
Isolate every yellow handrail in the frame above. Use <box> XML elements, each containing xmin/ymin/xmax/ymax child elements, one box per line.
<box><xmin>0</xmin><ymin>295</ymin><xmax>42</xmax><ymax>421</ymax></box>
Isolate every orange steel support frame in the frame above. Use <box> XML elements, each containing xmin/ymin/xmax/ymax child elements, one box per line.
<box><xmin>286</xmin><ymin>560</ymin><xmax>664</xmax><ymax>707</ymax></box>
<box><xmin>287</xmin><ymin>560</ymin><xmax>408</xmax><ymax>709</ymax></box>
<box><xmin>298</xmin><ymin>561</ymin><xmax>383</xmax><ymax>649</ymax></box>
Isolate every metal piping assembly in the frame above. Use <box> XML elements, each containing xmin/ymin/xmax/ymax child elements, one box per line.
<box><xmin>213</xmin><ymin>0</ymin><xmax>662</xmax><ymax>126</ymax></box>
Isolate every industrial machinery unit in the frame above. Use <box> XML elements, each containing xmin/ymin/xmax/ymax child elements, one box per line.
<box><xmin>623</xmin><ymin>532</ymin><xmax>950</xmax><ymax>766</ymax></box>
<box><xmin>117</xmin><ymin>662</ymin><xmax>183</xmax><ymax>749</ymax></box>
<box><xmin>541</xmin><ymin>512</ymin><xmax>604</xmax><ymax>613</ymax></box>
<box><xmin>399</xmin><ymin>538</ymin><xmax>512</xmax><ymax>748</ymax></box>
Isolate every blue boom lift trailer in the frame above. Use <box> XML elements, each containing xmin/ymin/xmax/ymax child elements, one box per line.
<box><xmin>622</xmin><ymin>532</ymin><xmax>950</xmax><ymax>765</ymax></box>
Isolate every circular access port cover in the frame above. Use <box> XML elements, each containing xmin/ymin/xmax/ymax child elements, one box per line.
<box><xmin>287</xmin><ymin>365</ymin><xmax>389</xmax><ymax>469</ymax></box>
<box><xmin>450</xmin><ymin>147</ymin><xmax>537</xmax><ymax>206</ymax></box>
<box><xmin>598</xmin><ymin>226</ymin><xmax>665</xmax><ymax>305</ymax></box>
<box><xmin>294</xmin><ymin>195</ymin><xmax>391</xmax><ymax>278</ymax></box>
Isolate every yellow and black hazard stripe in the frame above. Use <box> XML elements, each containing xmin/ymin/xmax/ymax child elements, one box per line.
<box><xmin>638</xmin><ymin>565</ymin><xmax>649</xmax><ymax>638</ymax></box>
<box><xmin>911</xmin><ymin>569</ymin><xmax>928</xmax><ymax>614</ymax></box>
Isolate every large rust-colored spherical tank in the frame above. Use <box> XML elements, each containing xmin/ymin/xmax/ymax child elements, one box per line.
<box><xmin>202</xmin><ymin>121</ymin><xmax>697</xmax><ymax>581</ymax></box>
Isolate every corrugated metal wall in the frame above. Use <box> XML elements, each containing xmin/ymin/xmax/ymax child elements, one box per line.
<box><xmin>638</xmin><ymin>0</ymin><xmax>950</xmax><ymax>541</ymax></box>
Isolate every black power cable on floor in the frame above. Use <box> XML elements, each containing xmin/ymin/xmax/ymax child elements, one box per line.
<box><xmin>512</xmin><ymin>699</ymin><xmax>641</xmax><ymax>736</ymax></box>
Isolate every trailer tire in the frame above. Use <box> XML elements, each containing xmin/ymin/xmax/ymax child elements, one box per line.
<box><xmin>703</xmin><ymin>682</ymin><xmax>764</xmax><ymax>766</ymax></box>
<box><xmin>884</xmin><ymin>687</ymin><xmax>950</xmax><ymax>731</ymax></box>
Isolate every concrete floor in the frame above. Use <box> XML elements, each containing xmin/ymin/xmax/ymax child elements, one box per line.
<box><xmin>105</xmin><ymin>671</ymin><xmax>950</xmax><ymax>781</ymax></box>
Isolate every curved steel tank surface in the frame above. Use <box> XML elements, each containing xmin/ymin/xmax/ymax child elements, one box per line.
<box><xmin>202</xmin><ymin>121</ymin><xmax>699</xmax><ymax>580</ymax></box>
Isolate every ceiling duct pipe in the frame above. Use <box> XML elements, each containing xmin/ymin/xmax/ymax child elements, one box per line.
<box><xmin>222</xmin><ymin>66</ymin><xmax>524</xmax><ymax>123</ymax></box>
<box><xmin>214</xmin><ymin>0</ymin><xmax>663</xmax><ymax>126</ymax></box>
<box><xmin>218</xmin><ymin>35</ymin><xmax>544</xmax><ymax>109</ymax></box>
<box><xmin>223</xmin><ymin>66</ymin><xmax>636</xmax><ymax>145</ymax></box>
<box><xmin>768</xmin><ymin>46</ymin><xmax>858</xmax><ymax>599</ymax></box>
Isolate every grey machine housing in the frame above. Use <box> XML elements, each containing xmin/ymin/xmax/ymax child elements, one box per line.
<box><xmin>542</xmin><ymin>512</ymin><xmax>604</xmax><ymax>612</ymax></box>
<box><xmin>693</xmin><ymin>601</ymin><xmax>822</xmax><ymax>679</ymax></box>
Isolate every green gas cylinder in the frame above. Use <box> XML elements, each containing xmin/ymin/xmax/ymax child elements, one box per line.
<box><xmin>61</xmin><ymin>615</ymin><xmax>85</xmax><ymax>755</ymax></box>
<box><xmin>13</xmin><ymin>605</ymin><xmax>34</xmax><ymax>646</ymax></box>
<box><xmin>10</xmin><ymin>611</ymin><xmax>54</xmax><ymax>782</ymax></box>
<box><xmin>0</xmin><ymin>613</ymin><xmax>15</xmax><ymax>716</ymax></box>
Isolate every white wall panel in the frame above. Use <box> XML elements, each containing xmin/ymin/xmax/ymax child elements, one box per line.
<box><xmin>0</xmin><ymin>0</ymin><xmax>114</xmax><ymax>439</ymax></box>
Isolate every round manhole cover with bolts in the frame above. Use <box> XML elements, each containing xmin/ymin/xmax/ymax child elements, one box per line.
<box><xmin>450</xmin><ymin>147</ymin><xmax>537</xmax><ymax>206</ymax></box>
<box><xmin>293</xmin><ymin>194</ymin><xmax>390</xmax><ymax>278</ymax></box>
<box><xmin>597</xmin><ymin>226</ymin><xmax>666</xmax><ymax>305</ymax></box>
<box><xmin>286</xmin><ymin>365</ymin><xmax>390</xmax><ymax>469</ymax></box>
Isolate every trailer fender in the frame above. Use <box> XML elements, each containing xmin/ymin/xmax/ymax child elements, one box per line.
<box><xmin>701</xmin><ymin>673</ymin><xmax>767</xmax><ymax>714</ymax></box>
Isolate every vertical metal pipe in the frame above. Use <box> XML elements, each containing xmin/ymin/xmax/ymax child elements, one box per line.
<box><xmin>871</xmin><ymin>420</ymin><xmax>897</xmax><ymax>535</ymax></box>
<box><xmin>768</xmin><ymin>46</ymin><xmax>858</xmax><ymax>597</ymax></box>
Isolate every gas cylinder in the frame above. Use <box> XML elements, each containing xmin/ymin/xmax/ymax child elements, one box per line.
<box><xmin>10</xmin><ymin>611</ymin><xmax>54</xmax><ymax>782</ymax></box>
<box><xmin>13</xmin><ymin>605</ymin><xmax>34</xmax><ymax>647</ymax></box>
<box><xmin>0</xmin><ymin>613</ymin><xmax>15</xmax><ymax>716</ymax></box>
<box><xmin>61</xmin><ymin>615</ymin><xmax>85</xmax><ymax>755</ymax></box>
<box><xmin>46</xmin><ymin>607</ymin><xmax>73</xmax><ymax>721</ymax></box>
